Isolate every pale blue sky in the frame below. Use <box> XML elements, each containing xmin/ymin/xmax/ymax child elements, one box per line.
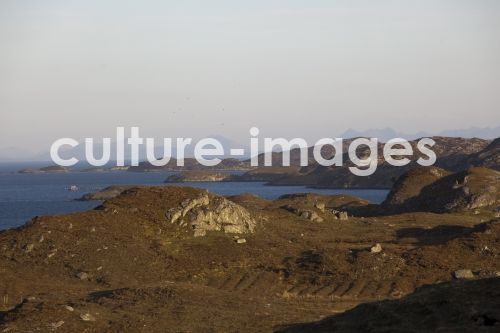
<box><xmin>1</xmin><ymin>0</ymin><xmax>499</xmax><ymax>153</ymax></box>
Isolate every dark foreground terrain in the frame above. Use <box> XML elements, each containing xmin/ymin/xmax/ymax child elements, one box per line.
<box><xmin>1</xmin><ymin>167</ymin><xmax>499</xmax><ymax>332</ymax></box>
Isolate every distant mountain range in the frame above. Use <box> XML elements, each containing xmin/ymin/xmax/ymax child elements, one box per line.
<box><xmin>1</xmin><ymin>127</ymin><xmax>499</xmax><ymax>162</ymax></box>
<box><xmin>340</xmin><ymin>126</ymin><xmax>500</xmax><ymax>142</ymax></box>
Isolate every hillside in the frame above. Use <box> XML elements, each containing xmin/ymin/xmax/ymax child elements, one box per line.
<box><xmin>239</xmin><ymin>137</ymin><xmax>492</xmax><ymax>188</ymax></box>
<box><xmin>466</xmin><ymin>138</ymin><xmax>500</xmax><ymax>170</ymax></box>
<box><xmin>1</xmin><ymin>183</ymin><xmax>499</xmax><ymax>332</ymax></box>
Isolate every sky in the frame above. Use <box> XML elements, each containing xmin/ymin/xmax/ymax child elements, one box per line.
<box><xmin>1</xmin><ymin>0</ymin><xmax>500</xmax><ymax>156</ymax></box>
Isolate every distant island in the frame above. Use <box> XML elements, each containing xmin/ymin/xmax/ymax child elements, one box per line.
<box><xmin>17</xmin><ymin>165</ymin><xmax>130</xmax><ymax>173</ymax></box>
<box><xmin>18</xmin><ymin>165</ymin><xmax>68</xmax><ymax>174</ymax></box>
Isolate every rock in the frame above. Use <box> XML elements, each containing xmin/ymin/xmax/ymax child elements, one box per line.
<box><xmin>24</xmin><ymin>244</ymin><xmax>34</xmax><ymax>253</ymax></box>
<box><xmin>301</xmin><ymin>210</ymin><xmax>322</xmax><ymax>222</ymax></box>
<box><xmin>370</xmin><ymin>243</ymin><xmax>382</xmax><ymax>253</ymax></box>
<box><xmin>165</xmin><ymin>194</ymin><xmax>256</xmax><ymax>237</ymax></box>
<box><xmin>49</xmin><ymin>321</ymin><xmax>64</xmax><ymax>329</ymax></box>
<box><xmin>80</xmin><ymin>313</ymin><xmax>96</xmax><ymax>322</ymax></box>
<box><xmin>454</xmin><ymin>269</ymin><xmax>474</xmax><ymax>279</ymax></box>
<box><xmin>64</xmin><ymin>305</ymin><xmax>74</xmax><ymax>312</ymax></box>
<box><xmin>299</xmin><ymin>210</ymin><xmax>312</xmax><ymax>219</ymax></box>
<box><xmin>314</xmin><ymin>202</ymin><xmax>326</xmax><ymax>212</ymax></box>
<box><xmin>337</xmin><ymin>211</ymin><xmax>348</xmax><ymax>220</ymax></box>
<box><xmin>236</xmin><ymin>238</ymin><xmax>247</xmax><ymax>244</ymax></box>
<box><xmin>314</xmin><ymin>215</ymin><xmax>324</xmax><ymax>223</ymax></box>
<box><xmin>331</xmin><ymin>210</ymin><xmax>348</xmax><ymax>220</ymax></box>
<box><xmin>47</xmin><ymin>249</ymin><xmax>57</xmax><ymax>258</ymax></box>
<box><xmin>76</xmin><ymin>272</ymin><xmax>89</xmax><ymax>280</ymax></box>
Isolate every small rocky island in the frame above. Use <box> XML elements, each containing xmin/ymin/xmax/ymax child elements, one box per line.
<box><xmin>18</xmin><ymin>165</ymin><xmax>68</xmax><ymax>174</ymax></box>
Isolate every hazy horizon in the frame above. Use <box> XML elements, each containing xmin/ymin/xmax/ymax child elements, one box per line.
<box><xmin>1</xmin><ymin>125</ymin><xmax>499</xmax><ymax>162</ymax></box>
<box><xmin>2</xmin><ymin>0</ymin><xmax>500</xmax><ymax>156</ymax></box>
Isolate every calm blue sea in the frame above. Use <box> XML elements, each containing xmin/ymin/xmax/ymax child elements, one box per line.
<box><xmin>0</xmin><ymin>163</ymin><xmax>388</xmax><ymax>230</ymax></box>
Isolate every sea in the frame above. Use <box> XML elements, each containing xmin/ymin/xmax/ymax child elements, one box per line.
<box><xmin>0</xmin><ymin>162</ymin><xmax>389</xmax><ymax>230</ymax></box>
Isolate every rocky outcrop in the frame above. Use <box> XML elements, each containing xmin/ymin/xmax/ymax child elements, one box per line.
<box><xmin>382</xmin><ymin>166</ymin><xmax>451</xmax><ymax>208</ymax></box>
<box><xmin>331</xmin><ymin>210</ymin><xmax>349</xmax><ymax>220</ymax></box>
<box><xmin>164</xmin><ymin>193</ymin><xmax>256</xmax><ymax>237</ymax></box>
<box><xmin>454</xmin><ymin>269</ymin><xmax>474</xmax><ymax>279</ymax></box>
<box><xmin>389</xmin><ymin>167</ymin><xmax>500</xmax><ymax>213</ymax></box>
<box><xmin>88</xmin><ymin>186</ymin><xmax>258</xmax><ymax>237</ymax></box>
<box><xmin>165</xmin><ymin>171</ymin><xmax>232</xmax><ymax>182</ymax></box>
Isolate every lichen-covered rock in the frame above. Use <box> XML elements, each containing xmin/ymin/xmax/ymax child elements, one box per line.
<box><xmin>76</xmin><ymin>271</ymin><xmax>90</xmax><ymax>280</ymax></box>
<box><xmin>337</xmin><ymin>211</ymin><xmax>349</xmax><ymax>220</ymax></box>
<box><xmin>166</xmin><ymin>194</ymin><xmax>256</xmax><ymax>237</ymax></box>
<box><xmin>165</xmin><ymin>194</ymin><xmax>210</xmax><ymax>225</ymax></box>
<box><xmin>314</xmin><ymin>202</ymin><xmax>326</xmax><ymax>212</ymax></box>
<box><xmin>370</xmin><ymin>243</ymin><xmax>382</xmax><ymax>253</ymax></box>
<box><xmin>454</xmin><ymin>269</ymin><xmax>474</xmax><ymax>279</ymax></box>
<box><xmin>330</xmin><ymin>210</ymin><xmax>348</xmax><ymax>220</ymax></box>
